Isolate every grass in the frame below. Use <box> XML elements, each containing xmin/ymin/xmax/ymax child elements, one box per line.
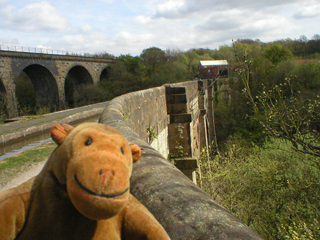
<box><xmin>0</xmin><ymin>142</ymin><xmax>56</xmax><ymax>188</ymax></box>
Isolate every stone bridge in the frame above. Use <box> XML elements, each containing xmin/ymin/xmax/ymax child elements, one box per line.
<box><xmin>0</xmin><ymin>50</ymin><xmax>114</xmax><ymax>117</ymax></box>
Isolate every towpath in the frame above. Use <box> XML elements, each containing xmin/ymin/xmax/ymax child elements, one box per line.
<box><xmin>0</xmin><ymin>101</ymin><xmax>109</xmax><ymax>144</ymax></box>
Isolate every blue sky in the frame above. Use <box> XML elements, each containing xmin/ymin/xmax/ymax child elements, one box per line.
<box><xmin>0</xmin><ymin>0</ymin><xmax>319</xmax><ymax>56</ymax></box>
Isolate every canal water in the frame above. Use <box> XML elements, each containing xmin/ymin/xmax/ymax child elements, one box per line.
<box><xmin>0</xmin><ymin>115</ymin><xmax>100</xmax><ymax>162</ymax></box>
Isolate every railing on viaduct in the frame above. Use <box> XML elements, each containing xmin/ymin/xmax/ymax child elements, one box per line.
<box><xmin>0</xmin><ymin>44</ymin><xmax>94</xmax><ymax>58</ymax></box>
<box><xmin>99</xmin><ymin>80</ymin><xmax>264</xmax><ymax>239</ymax></box>
<box><xmin>0</xmin><ymin>50</ymin><xmax>114</xmax><ymax>118</ymax></box>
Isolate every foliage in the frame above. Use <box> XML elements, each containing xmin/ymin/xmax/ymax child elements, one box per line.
<box><xmin>206</xmin><ymin>39</ymin><xmax>320</xmax><ymax>239</ymax></box>
<box><xmin>212</xmin><ymin>41</ymin><xmax>269</xmax><ymax>144</ymax></box>
<box><xmin>146</xmin><ymin>125</ymin><xmax>157</xmax><ymax>143</ymax></box>
<box><xmin>264</xmin><ymin>43</ymin><xmax>294</xmax><ymax>65</ymax></box>
<box><xmin>0</xmin><ymin>92</ymin><xmax>7</xmax><ymax>123</ymax></box>
<box><xmin>179</xmin><ymin>51</ymin><xmax>202</xmax><ymax>77</ymax></box>
<box><xmin>235</xmin><ymin>42</ymin><xmax>320</xmax><ymax>158</ymax></box>
<box><xmin>19</xmin><ymin>114</ymin><xmax>44</xmax><ymax>123</ymax></box>
<box><xmin>255</xmin><ymin>79</ymin><xmax>320</xmax><ymax>158</ymax></box>
<box><xmin>198</xmin><ymin>138</ymin><xmax>320</xmax><ymax>240</ymax></box>
<box><xmin>294</xmin><ymin>61</ymin><xmax>320</xmax><ymax>92</ymax></box>
<box><xmin>280</xmin><ymin>35</ymin><xmax>320</xmax><ymax>58</ymax></box>
<box><xmin>117</xmin><ymin>54</ymin><xmax>145</xmax><ymax>75</ymax></box>
<box><xmin>150</xmin><ymin>61</ymin><xmax>189</xmax><ymax>86</ymax></box>
<box><xmin>99</xmin><ymin>57</ymin><xmax>146</xmax><ymax>97</ymax></box>
<box><xmin>140</xmin><ymin>47</ymin><xmax>166</xmax><ymax>76</ymax></box>
<box><xmin>101</xmin><ymin>49</ymin><xmax>191</xmax><ymax>96</ymax></box>
<box><xmin>15</xmin><ymin>71</ymin><xmax>37</xmax><ymax>115</ymax></box>
<box><xmin>71</xmin><ymin>84</ymin><xmax>111</xmax><ymax>107</ymax></box>
<box><xmin>211</xmin><ymin>45</ymin><xmax>236</xmax><ymax>63</ymax></box>
<box><xmin>92</xmin><ymin>52</ymin><xmax>115</xmax><ymax>59</ymax></box>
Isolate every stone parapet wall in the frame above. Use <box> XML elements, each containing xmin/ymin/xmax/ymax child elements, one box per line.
<box><xmin>100</xmin><ymin>86</ymin><xmax>170</xmax><ymax>158</ymax></box>
<box><xmin>99</xmin><ymin>80</ymin><xmax>263</xmax><ymax>240</ymax></box>
<box><xmin>100</xmin><ymin>81</ymin><xmax>206</xmax><ymax>160</ymax></box>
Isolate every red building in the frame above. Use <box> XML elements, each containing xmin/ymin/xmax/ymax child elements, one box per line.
<box><xmin>199</xmin><ymin>60</ymin><xmax>230</xmax><ymax>78</ymax></box>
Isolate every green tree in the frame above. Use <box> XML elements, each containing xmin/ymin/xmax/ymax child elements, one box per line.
<box><xmin>151</xmin><ymin>61</ymin><xmax>189</xmax><ymax>86</ymax></box>
<box><xmin>294</xmin><ymin>61</ymin><xmax>320</xmax><ymax>92</ymax></box>
<box><xmin>117</xmin><ymin>54</ymin><xmax>145</xmax><ymax>75</ymax></box>
<box><xmin>140</xmin><ymin>47</ymin><xmax>166</xmax><ymax>76</ymax></box>
<box><xmin>165</xmin><ymin>49</ymin><xmax>182</xmax><ymax>61</ymax></box>
<box><xmin>189</xmin><ymin>48</ymin><xmax>212</xmax><ymax>56</ymax></box>
<box><xmin>179</xmin><ymin>51</ymin><xmax>201</xmax><ymax>77</ymax></box>
<box><xmin>264</xmin><ymin>43</ymin><xmax>294</xmax><ymax>65</ymax></box>
<box><xmin>211</xmin><ymin>45</ymin><xmax>236</xmax><ymax>64</ymax></box>
<box><xmin>100</xmin><ymin>55</ymin><xmax>146</xmax><ymax>97</ymax></box>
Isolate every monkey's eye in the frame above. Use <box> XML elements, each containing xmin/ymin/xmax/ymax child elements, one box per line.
<box><xmin>120</xmin><ymin>147</ymin><xmax>125</xmax><ymax>155</ymax></box>
<box><xmin>85</xmin><ymin>138</ymin><xmax>93</xmax><ymax>146</ymax></box>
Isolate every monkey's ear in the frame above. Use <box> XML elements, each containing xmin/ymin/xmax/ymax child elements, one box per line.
<box><xmin>130</xmin><ymin>143</ymin><xmax>142</xmax><ymax>163</ymax></box>
<box><xmin>51</xmin><ymin>123</ymin><xmax>74</xmax><ymax>145</ymax></box>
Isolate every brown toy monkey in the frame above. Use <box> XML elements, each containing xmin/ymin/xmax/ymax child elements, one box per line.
<box><xmin>0</xmin><ymin>122</ymin><xmax>171</xmax><ymax>240</ymax></box>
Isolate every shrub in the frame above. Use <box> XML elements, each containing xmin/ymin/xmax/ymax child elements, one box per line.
<box><xmin>198</xmin><ymin>138</ymin><xmax>320</xmax><ymax>239</ymax></box>
<box><xmin>71</xmin><ymin>84</ymin><xmax>111</xmax><ymax>107</ymax></box>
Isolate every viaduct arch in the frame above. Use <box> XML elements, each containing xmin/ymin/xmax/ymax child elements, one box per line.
<box><xmin>20</xmin><ymin>64</ymin><xmax>59</xmax><ymax>112</ymax></box>
<box><xmin>0</xmin><ymin>51</ymin><xmax>114</xmax><ymax>117</ymax></box>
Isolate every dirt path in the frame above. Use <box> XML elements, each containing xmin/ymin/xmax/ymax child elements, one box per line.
<box><xmin>0</xmin><ymin>161</ymin><xmax>46</xmax><ymax>192</ymax></box>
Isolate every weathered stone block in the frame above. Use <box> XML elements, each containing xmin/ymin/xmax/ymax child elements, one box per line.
<box><xmin>174</xmin><ymin>158</ymin><xmax>198</xmax><ymax>170</ymax></box>
<box><xmin>165</xmin><ymin>86</ymin><xmax>186</xmax><ymax>94</ymax></box>
<box><xmin>170</xmin><ymin>114</ymin><xmax>192</xmax><ymax>123</ymax></box>
<box><xmin>173</xmin><ymin>94</ymin><xmax>187</xmax><ymax>104</ymax></box>
<box><xmin>167</xmin><ymin>104</ymin><xmax>187</xmax><ymax>114</ymax></box>
<box><xmin>166</xmin><ymin>94</ymin><xmax>187</xmax><ymax>104</ymax></box>
<box><xmin>168</xmin><ymin>123</ymin><xmax>190</xmax><ymax>138</ymax></box>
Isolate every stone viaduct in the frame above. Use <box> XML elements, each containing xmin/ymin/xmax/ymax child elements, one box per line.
<box><xmin>0</xmin><ymin>50</ymin><xmax>114</xmax><ymax>117</ymax></box>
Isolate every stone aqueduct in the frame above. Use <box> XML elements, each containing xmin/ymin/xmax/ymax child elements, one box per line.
<box><xmin>0</xmin><ymin>50</ymin><xmax>114</xmax><ymax>117</ymax></box>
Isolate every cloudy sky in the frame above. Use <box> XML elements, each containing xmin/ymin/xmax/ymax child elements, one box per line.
<box><xmin>0</xmin><ymin>0</ymin><xmax>319</xmax><ymax>56</ymax></box>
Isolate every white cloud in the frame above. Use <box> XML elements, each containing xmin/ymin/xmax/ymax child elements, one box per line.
<box><xmin>3</xmin><ymin>1</ymin><xmax>69</xmax><ymax>32</ymax></box>
<box><xmin>134</xmin><ymin>15</ymin><xmax>151</xmax><ymax>25</ymax></box>
<box><xmin>153</xmin><ymin>0</ymin><xmax>298</xmax><ymax>19</ymax></box>
<box><xmin>97</xmin><ymin>0</ymin><xmax>115</xmax><ymax>2</ymax></box>
<box><xmin>293</xmin><ymin>2</ymin><xmax>320</xmax><ymax>19</ymax></box>
<box><xmin>48</xmin><ymin>32</ymin><xmax>112</xmax><ymax>54</ymax></box>
<box><xmin>0</xmin><ymin>37</ymin><xmax>19</xmax><ymax>45</ymax></box>
<box><xmin>81</xmin><ymin>24</ymin><xmax>94</xmax><ymax>33</ymax></box>
<box><xmin>154</xmin><ymin>0</ymin><xmax>186</xmax><ymax>18</ymax></box>
<box><xmin>142</xmin><ymin>0</ymin><xmax>314</xmax><ymax>49</ymax></box>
